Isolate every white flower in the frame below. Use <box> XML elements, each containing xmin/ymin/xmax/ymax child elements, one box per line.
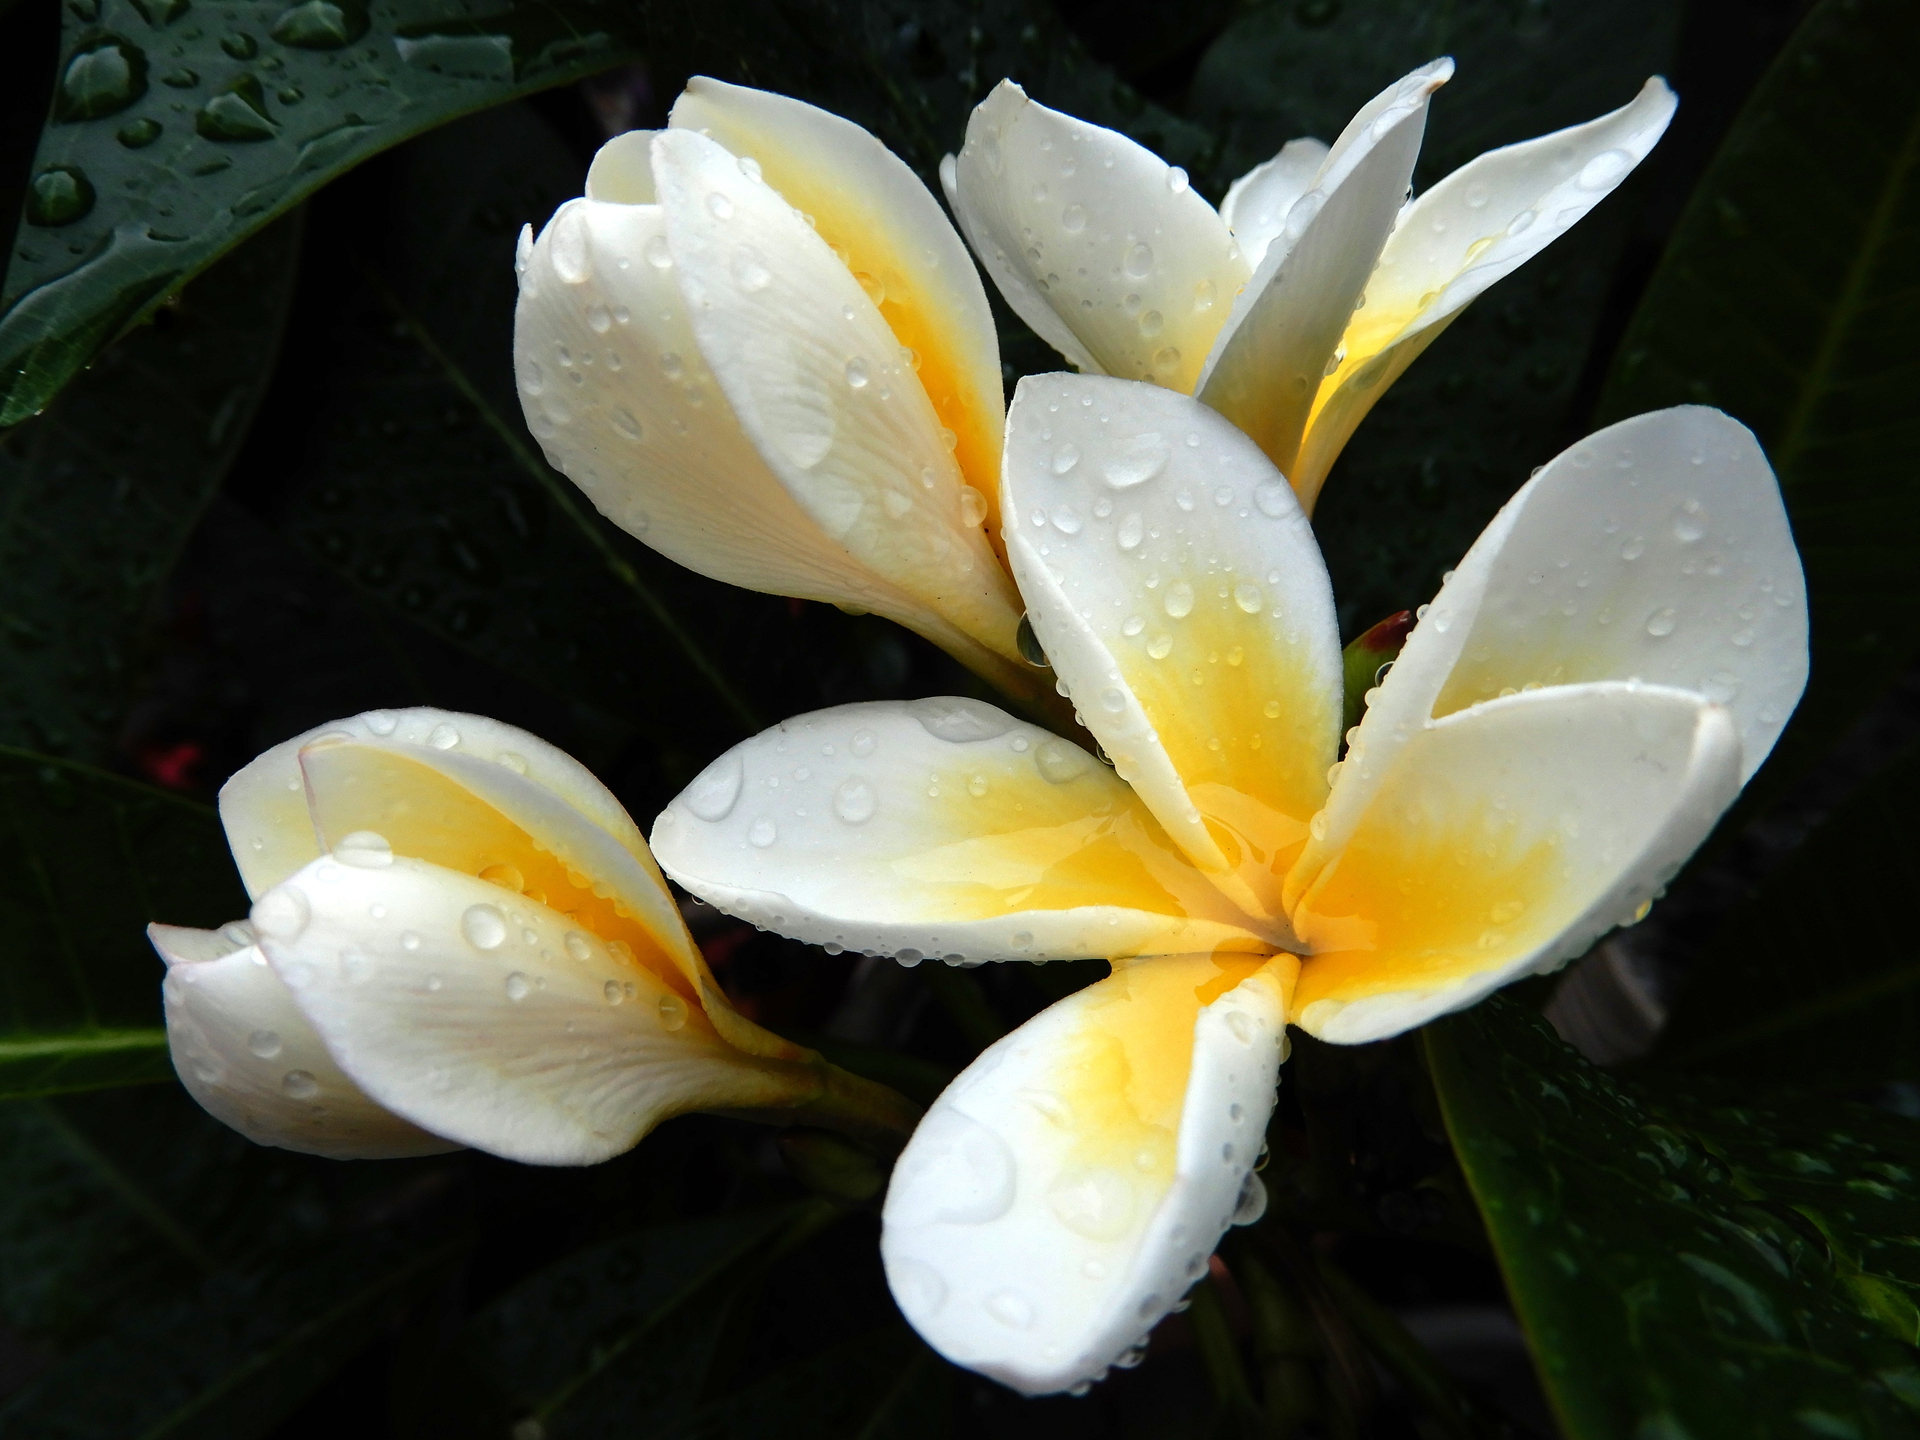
<box><xmin>152</xmin><ymin>707</ymin><xmax>914</xmax><ymax>1163</ymax></box>
<box><xmin>945</xmin><ymin>63</ymin><xmax>1677</xmax><ymax>512</ymax></box>
<box><xmin>512</xmin><ymin>80</ymin><xmax>1037</xmax><ymax>698</ymax></box>
<box><xmin>649</xmin><ymin>381</ymin><xmax>1806</xmax><ymax>1393</ymax></box>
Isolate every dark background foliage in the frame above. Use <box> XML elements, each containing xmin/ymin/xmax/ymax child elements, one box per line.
<box><xmin>3</xmin><ymin>0</ymin><xmax>1918</xmax><ymax>1435</ymax></box>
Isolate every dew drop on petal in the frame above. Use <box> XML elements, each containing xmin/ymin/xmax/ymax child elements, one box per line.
<box><xmin>462</xmin><ymin>904</ymin><xmax>508</xmax><ymax>950</ymax></box>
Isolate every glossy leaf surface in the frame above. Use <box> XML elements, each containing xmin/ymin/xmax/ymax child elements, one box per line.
<box><xmin>0</xmin><ymin>214</ymin><xmax>299</xmax><ymax>764</ymax></box>
<box><xmin>1430</xmin><ymin>997</ymin><xmax>1920</xmax><ymax>1440</ymax></box>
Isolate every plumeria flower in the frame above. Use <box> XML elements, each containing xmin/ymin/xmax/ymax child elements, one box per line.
<box><xmin>512</xmin><ymin>80</ymin><xmax>1039</xmax><ymax>699</ymax></box>
<box><xmin>151</xmin><ymin>708</ymin><xmax>914</xmax><ymax>1163</ymax></box>
<box><xmin>649</xmin><ymin>377</ymin><xmax>1807</xmax><ymax>1393</ymax></box>
<box><xmin>945</xmin><ymin>64</ymin><xmax>1677</xmax><ymax>513</ymax></box>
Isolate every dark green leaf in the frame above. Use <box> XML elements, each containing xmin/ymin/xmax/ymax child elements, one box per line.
<box><xmin>1653</xmin><ymin>735</ymin><xmax>1920</xmax><ymax>1087</ymax></box>
<box><xmin>1187</xmin><ymin>0</ymin><xmax>1679</xmax><ymax>635</ymax></box>
<box><xmin>0</xmin><ymin>214</ymin><xmax>300</xmax><ymax>762</ymax></box>
<box><xmin>0</xmin><ymin>747</ymin><xmax>245</xmax><ymax>1099</ymax></box>
<box><xmin>1429</xmin><ymin>995</ymin><xmax>1920</xmax><ymax>1440</ymax></box>
<box><xmin>0</xmin><ymin>1228</ymin><xmax>469</xmax><ymax>1440</ymax></box>
<box><xmin>669</xmin><ymin>1324</ymin><xmax>950</xmax><ymax>1440</ymax></box>
<box><xmin>1595</xmin><ymin>0</ymin><xmax>1920</xmax><ymax>812</ymax></box>
<box><xmin>0</xmin><ymin>0</ymin><xmax>659</xmax><ymax>425</ymax></box>
<box><xmin>421</xmin><ymin>1205</ymin><xmax>805</xmax><ymax>1438</ymax></box>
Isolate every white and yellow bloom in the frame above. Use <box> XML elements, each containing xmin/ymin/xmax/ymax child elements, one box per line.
<box><xmin>649</xmin><ymin>380</ymin><xmax>1806</xmax><ymax>1392</ymax></box>
<box><xmin>512</xmin><ymin>80</ymin><xmax>1036</xmax><ymax>697</ymax></box>
<box><xmin>152</xmin><ymin>708</ymin><xmax>914</xmax><ymax>1163</ymax></box>
<box><xmin>946</xmin><ymin>65</ymin><xmax>1677</xmax><ymax>511</ymax></box>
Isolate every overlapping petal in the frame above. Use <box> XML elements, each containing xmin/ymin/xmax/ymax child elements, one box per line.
<box><xmin>1288</xmin><ymin>682</ymin><xmax>1739</xmax><ymax>1043</ymax></box>
<box><xmin>1218</xmin><ymin>138</ymin><xmax>1328</xmax><ymax>271</ymax></box>
<box><xmin>945</xmin><ymin>81</ymin><xmax>1250</xmax><ymax>392</ymax></box>
<box><xmin>1003</xmin><ymin>376</ymin><xmax>1341</xmax><ymax>919</ymax></box>
<box><xmin>514</xmin><ymin>82</ymin><xmax>1034</xmax><ymax>697</ymax></box>
<box><xmin>651</xmin><ymin>697</ymin><xmax>1277</xmax><ymax>963</ymax></box>
<box><xmin>1196</xmin><ymin>60</ymin><xmax>1452</xmax><ymax>478</ymax></box>
<box><xmin>163</xmin><ymin>708</ymin><xmax>915</xmax><ymax>1167</ymax></box>
<box><xmin>882</xmin><ymin>953</ymin><xmax>1292</xmax><ymax>1394</ymax></box>
<box><xmin>1291</xmin><ymin>78</ymin><xmax>1678</xmax><ymax>510</ymax></box>
<box><xmin>152</xmin><ymin>922</ymin><xmax>457</xmax><ymax>1160</ymax></box>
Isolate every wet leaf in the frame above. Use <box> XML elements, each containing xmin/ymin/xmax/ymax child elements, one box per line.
<box><xmin>0</xmin><ymin>748</ymin><xmax>245</xmax><ymax>1099</ymax></box>
<box><xmin>1429</xmin><ymin>996</ymin><xmax>1920</xmax><ymax>1440</ymax></box>
<box><xmin>0</xmin><ymin>214</ymin><xmax>300</xmax><ymax>763</ymax></box>
<box><xmin>402</xmin><ymin>1203</ymin><xmax>811</xmax><ymax>1438</ymax></box>
<box><xmin>1186</xmin><ymin>0</ymin><xmax>1680</xmax><ymax>636</ymax></box>
<box><xmin>1595</xmin><ymin>0</ymin><xmax>1920</xmax><ymax>812</ymax></box>
<box><xmin>1653</xmin><ymin>735</ymin><xmax>1920</xmax><ymax>1088</ymax></box>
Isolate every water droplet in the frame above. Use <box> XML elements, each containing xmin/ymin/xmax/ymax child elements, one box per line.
<box><xmin>195</xmin><ymin>74</ymin><xmax>278</xmax><ymax>142</ymax></box>
<box><xmin>116</xmin><ymin>116</ymin><xmax>163</xmax><ymax>148</ymax></box>
<box><xmin>706</xmin><ymin>191</ymin><xmax>733</xmax><ymax>219</ymax></box>
<box><xmin>1164</xmin><ymin>581</ymin><xmax>1194</xmax><ymax>618</ymax></box>
<box><xmin>643</xmin><ymin>233</ymin><xmax>672</xmax><ymax>268</ymax></box>
<box><xmin>833</xmin><ymin>776</ymin><xmax>875</xmax><ymax>824</ymax></box>
<box><xmin>748</xmin><ymin>817</ymin><xmax>778</xmax><ymax>847</ymax></box>
<box><xmin>478</xmin><ymin>863</ymin><xmax>524</xmax><ymax>893</ymax></box>
<box><xmin>1117</xmin><ymin>512</ymin><xmax>1144</xmax><ymax>550</ymax></box>
<box><xmin>1122</xmin><ymin>614</ymin><xmax>1145</xmax><ymax>637</ymax></box>
<box><xmin>844</xmin><ymin>356</ymin><xmax>869</xmax><ymax>388</ymax></box>
<box><xmin>658</xmin><ymin>993</ymin><xmax>688</xmax><ymax>1030</ymax></box>
<box><xmin>56</xmin><ymin>36</ymin><xmax>148</xmax><ymax>122</ymax></box>
<box><xmin>1232</xmin><ymin>582</ymin><xmax>1264</xmax><ymax>615</ymax></box>
<box><xmin>1138</xmin><ymin>310</ymin><xmax>1163</xmax><ymax>337</ymax></box>
<box><xmin>1507</xmin><ymin>209</ymin><xmax>1537</xmax><ymax>237</ymax></box>
<box><xmin>1035</xmin><ymin>738</ymin><xmax>1089</xmax><ymax>783</ymax></box>
<box><xmin>1147</xmin><ymin>633</ymin><xmax>1173</xmax><ymax>659</ymax></box>
<box><xmin>1124</xmin><ymin>243</ymin><xmax>1154</xmax><ymax>278</ymax></box>
<box><xmin>252</xmin><ymin>885</ymin><xmax>310</xmax><ymax>940</ymax></box>
<box><xmin>24</xmin><ymin>166</ymin><xmax>95</xmax><ymax>227</ymax></box>
<box><xmin>1061</xmin><ymin>203</ymin><xmax>1086</xmax><ymax>233</ymax></box>
<box><xmin>986</xmin><ymin>1289</ymin><xmax>1034</xmax><ymax>1328</ymax></box>
<box><xmin>247</xmin><ymin>1029</ymin><xmax>282</xmax><ymax>1059</ymax></box>
<box><xmin>270</xmin><ymin>0</ymin><xmax>368</xmax><ymax>48</ymax></box>
<box><xmin>967</xmin><ymin>773</ymin><xmax>990</xmax><ymax>797</ymax></box>
<box><xmin>400</xmin><ymin>930</ymin><xmax>421</xmax><ymax>951</ymax></box>
<box><xmin>220</xmin><ymin>30</ymin><xmax>258</xmax><ymax>58</ymax></box>
<box><xmin>1225</xmin><ymin>1009</ymin><xmax>1256</xmax><ymax>1044</ymax></box>
<box><xmin>1050</xmin><ymin>442</ymin><xmax>1081</xmax><ymax>475</ymax></box>
<box><xmin>1731</xmin><ymin>627</ymin><xmax>1755</xmax><ymax>647</ymax></box>
<box><xmin>1576</xmin><ymin>148</ymin><xmax>1633</xmax><ymax>191</ymax></box>
<box><xmin>462</xmin><ymin>904</ymin><xmax>507</xmax><ymax>950</ymax></box>
<box><xmin>1051</xmin><ymin>504</ymin><xmax>1082</xmax><ymax>535</ymax></box>
<box><xmin>1620</xmin><ymin>535</ymin><xmax>1646</xmax><ymax>561</ymax></box>
<box><xmin>850</xmin><ymin>729</ymin><xmax>878</xmax><ymax>758</ymax></box>
<box><xmin>1232</xmin><ymin>1171</ymin><xmax>1268</xmax><ymax>1225</ymax></box>
<box><xmin>427</xmin><ymin>722</ymin><xmax>459</xmax><ymax>749</ymax></box>
<box><xmin>1703</xmin><ymin>670</ymin><xmax>1741</xmax><ymax>703</ymax></box>
<box><xmin>1465</xmin><ymin>181</ymin><xmax>1490</xmax><ymax>209</ymax></box>
<box><xmin>1102</xmin><ymin>433</ymin><xmax>1169</xmax><ymax>488</ymax></box>
<box><xmin>585</xmin><ymin>303</ymin><xmax>612</xmax><ymax>334</ymax></box>
<box><xmin>1646</xmin><ymin>608</ymin><xmax>1678</xmax><ymax>638</ymax></box>
<box><xmin>958</xmin><ymin>485</ymin><xmax>989</xmax><ymax>527</ymax></box>
<box><xmin>603</xmin><ymin>979</ymin><xmax>625</xmax><ymax>1005</ymax></box>
<box><xmin>1048</xmin><ymin>1166</ymin><xmax>1136</xmax><ymax>1241</ymax></box>
<box><xmin>357</xmin><ymin>708</ymin><xmax>397</xmax><ymax>736</ymax></box>
<box><xmin>1193</xmin><ymin>278</ymin><xmax>1216</xmax><ymax>312</ymax></box>
<box><xmin>611</xmin><ymin>407</ymin><xmax>643</xmax><ymax>442</ymax></box>
<box><xmin>685</xmin><ymin>752</ymin><xmax>743</xmax><ymax>820</ymax></box>
<box><xmin>282</xmin><ymin>1070</ymin><xmax>319</xmax><ymax>1099</ymax></box>
<box><xmin>504</xmin><ymin>971</ymin><xmax>531</xmax><ymax>1001</ymax></box>
<box><xmin>1166</xmin><ymin>166</ymin><xmax>1189</xmax><ymax>194</ymax></box>
<box><xmin>1673</xmin><ymin>499</ymin><xmax>1706</xmax><ymax>543</ymax></box>
<box><xmin>335</xmin><ymin>830</ymin><xmax>393</xmax><ymax>868</ymax></box>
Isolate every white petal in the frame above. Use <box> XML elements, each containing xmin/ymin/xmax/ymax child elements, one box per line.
<box><xmin>669</xmin><ymin>79</ymin><xmax>1008</xmax><ymax>538</ymax></box>
<box><xmin>151</xmin><ymin>923</ymin><xmax>457</xmax><ymax>1160</ymax></box>
<box><xmin>650</xmin><ymin>699</ymin><xmax>1272</xmax><ymax>963</ymax></box>
<box><xmin>651</xmin><ymin>128</ymin><xmax>1028</xmax><ymax>679</ymax></box>
<box><xmin>219</xmin><ymin>708</ymin><xmax>643</xmax><ymax>899</ymax></box>
<box><xmin>882</xmin><ymin>953</ymin><xmax>1292</xmax><ymax>1395</ymax></box>
<box><xmin>1342</xmin><ymin>408</ymin><xmax>1804</xmax><ymax>808</ymax></box>
<box><xmin>584</xmin><ymin>128</ymin><xmax>657</xmax><ymax>202</ymax></box>
<box><xmin>947</xmin><ymin>81</ymin><xmax>1249</xmax><ymax>392</ymax></box>
<box><xmin>1287</xmin><ymin>683</ymin><xmax>1738</xmax><ymax>1044</ymax></box>
<box><xmin>1292</xmin><ymin>78</ymin><xmax>1677</xmax><ymax>510</ymax></box>
<box><xmin>251</xmin><ymin>857</ymin><xmax>820</xmax><ymax>1166</ymax></box>
<box><xmin>1003</xmin><ymin>375</ymin><xmax>1342</xmax><ymax>923</ymax></box>
<box><xmin>1196</xmin><ymin>59</ymin><xmax>1451</xmax><ymax>480</ymax></box>
<box><xmin>290</xmin><ymin>724</ymin><xmax>806</xmax><ymax>1065</ymax></box>
<box><xmin>515</xmin><ymin>197</ymin><xmax>1026</xmax><ymax>687</ymax></box>
<box><xmin>1220</xmin><ymin>138</ymin><xmax>1329</xmax><ymax>270</ymax></box>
